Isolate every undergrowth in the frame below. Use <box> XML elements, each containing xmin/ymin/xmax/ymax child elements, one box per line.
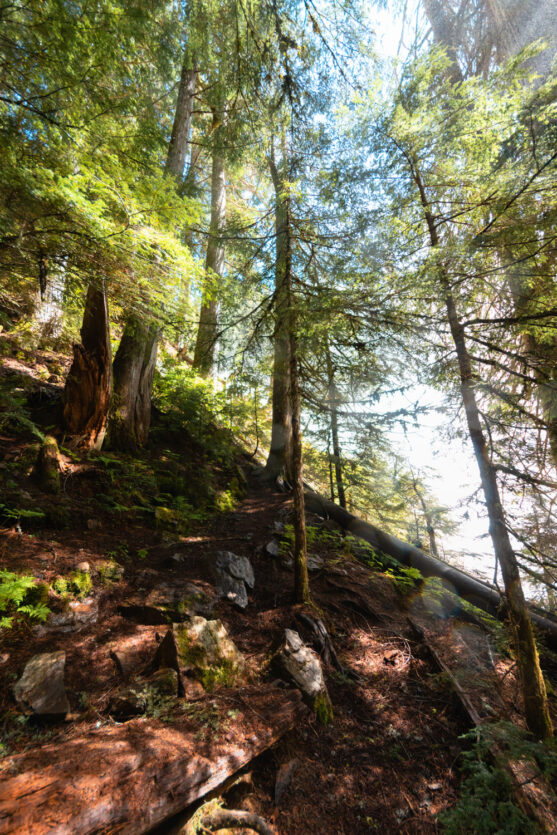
<box><xmin>440</xmin><ymin>722</ymin><xmax>557</xmax><ymax>834</ymax></box>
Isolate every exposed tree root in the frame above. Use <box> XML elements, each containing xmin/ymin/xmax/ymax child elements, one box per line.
<box><xmin>180</xmin><ymin>808</ymin><xmax>276</xmax><ymax>835</ymax></box>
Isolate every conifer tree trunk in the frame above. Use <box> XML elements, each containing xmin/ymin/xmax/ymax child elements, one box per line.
<box><xmin>165</xmin><ymin>62</ymin><xmax>197</xmax><ymax>182</ymax></box>
<box><xmin>289</xmin><ymin>299</ymin><xmax>310</xmax><ymax>605</ymax></box>
<box><xmin>413</xmin><ymin>165</ymin><xmax>553</xmax><ymax>740</ymax></box>
<box><xmin>326</xmin><ymin>343</ymin><xmax>346</xmax><ymax>508</ymax></box>
<box><xmin>264</xmin><ymin>149</ymin><xmax>293</xmax><ymax>482</ymax></box>
<box><xmin>108</xmin><ymin>59</ymin><xmax>196</xmax><ymax>449</ymax></box>
<box><xmin>193</xmin><ymin>112</ymin><xmax>226</xmax><ymax>376</ymax></box>
<box><xmin>63</xmin><ymin>281</ymin><xmax>112</xmax><ymax>450</ymax></box>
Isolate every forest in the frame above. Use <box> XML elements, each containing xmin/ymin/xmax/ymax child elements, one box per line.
<box><xmin>0</xmin><ymin>0</ymin><xmax>556</xmax><ymax>832</ymax></box>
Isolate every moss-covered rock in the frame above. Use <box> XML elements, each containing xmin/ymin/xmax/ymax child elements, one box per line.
<box><xmin>37</xmin><ymin>436</ymin><xmax>61</xmax><ymax>494</ymax></box>
<box><xmin>173</xmin><ymin>617</ymin><xmax>245</xmax><ymax>692</ymax></box>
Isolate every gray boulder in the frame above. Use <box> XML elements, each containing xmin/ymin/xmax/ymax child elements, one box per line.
<box><xmin>213</xmin><ymin>551</ymin><xmax>254</xmax><ymax>609</ymax></box>
<box><xmin>14</xmin><ymin>651</ymin><xmax>70</xmax><ymax>716</ymax></box>
<box><xmin>274</xmin><ymin>629</ymin><xmax>333</xmax><ymax>724</ymax></box>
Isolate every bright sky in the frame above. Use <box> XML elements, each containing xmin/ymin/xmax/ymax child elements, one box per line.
<box><xmin>369</xmin><ymin>2</ymin><xmax>499</xmax><ymax>585</ymax></box>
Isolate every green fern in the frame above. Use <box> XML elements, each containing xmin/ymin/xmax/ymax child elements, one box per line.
<box><xmin>0</xmin><ymin>570</ymin><xmax>50</xmax><ymax>628</ymax></box>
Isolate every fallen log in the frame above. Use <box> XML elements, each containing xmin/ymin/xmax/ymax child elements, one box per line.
<box><xmin>305</xmin><ymin>489</ymin><xmax>557</xmax><ymax>651</ymax></box>
<box><xmin>0</xmin><ymin>685</ymin><xmax>306</xmax><ymax>835</ymax></box>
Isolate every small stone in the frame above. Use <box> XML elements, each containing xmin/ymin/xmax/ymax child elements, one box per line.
<box><xmin>76</xmin><ymin>561</ymin><xmax>90</xmax><ymax>573</ymax></box>
<box><xmin>14</xmin><ymin>651</ymin><xmax>69</xmax><ymax>716</ymax></box>
<box><xmin>265</xmin><ymin>540</ymin><xmax>280</xmax><ymax>558</ymax></box>
<box><xmin>427</xmin><ymin>782</ymin><xmax>442</xmax><ymax>792</ymax></box>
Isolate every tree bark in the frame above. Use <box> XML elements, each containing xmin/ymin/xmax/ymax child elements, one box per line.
<box><xmin>290</xmin><ymin>301</ymin><xmax>310</xmax><ymax>605</ymax></box>
<box><xmin>165</xmin><ymin>62</ymin><xmax>197</xmax><ymax>182</ymax></box>
<box><xmin>412</xmin><ymin>163</ymin><xmax>553</xmax><ymax>740</ymax></box>
<box><xmin>108</xmin><ymin>59</ymin><xmax>197</xmax><ymax>449</ymax></box>
<box><xmin>62</xmin><ymin>281</ymin><xmax>112</xmax><ymax>450</ymax></box>
<box><xmin>326</xmin><ymin>343</ymin><xmax>346</xmax><ymax>508</ymax></box>
<box><xmin>264</xmin><ymin>148</ymin><xmax>293</xmax><ymax>482</ymax></box>
<box><xmin>107</xmin><ymin>316</ymin><xmax>159</xmax><ymax>450</ymax></box>
<box><xmin>421</xmin><ymin>0</ymin><xmax>463</xmax><ymax>83</ymax></box>
<box><xmin>193</xmin><ymin>112</ymin><xmax>226</xmax><ymax>376</ymax></box>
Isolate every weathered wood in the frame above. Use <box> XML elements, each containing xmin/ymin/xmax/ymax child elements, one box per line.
<box><xmin>62</xmin><ymin>281</ymin><xmax>112</xmax><ymax>450</ymax></box>
<box><xmin>0</xmin><ymin>686</ymin><xmax>306</xmax><ymax>835</ymax></box>
<box><xmin>180</xmin><ymin>807</ymin><xmax>276</xmax><ymax>835</ymax></box>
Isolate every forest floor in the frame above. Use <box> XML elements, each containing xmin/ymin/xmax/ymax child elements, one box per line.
<box><xmin>0</xmin><ymin>334</ymin><xmax>556</xmax><ymax>834</ymax></box>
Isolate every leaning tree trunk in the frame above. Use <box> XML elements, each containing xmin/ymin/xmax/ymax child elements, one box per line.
<box><xmin>413</xmin><ymin>164</ymin><xmax>553</xmax><ymax>740</ymax></box>
<box><xmin>107</xmin><ymin>316</ymin><xmax>159</xmax><ymax>450</ymax></box>
<box><xmin>63</xmin><ymin>281</ymin><xmax>112</xmax><ymax>450</ymax></box>
<box><xmin>108</xmin><ymin>59</ymin><xmax>197</xmax><ymax>449</ymax></box>
<box><xmin>263</xmin><ymin>148</ymin><xmax>293</xmax><ymax>482</ymax></box>
<box><xmin>192</xmin><ymin>113</ymin><xmax>226</xmax><ymax>376</ymax></box>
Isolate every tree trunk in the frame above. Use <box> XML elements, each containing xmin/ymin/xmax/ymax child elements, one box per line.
<box><xmin>107</xmin><ymin>316</ymin><xmax>159</xmax><ymax>450</ymax></box>
<box><xmin>165</xmin><ymin>63</ymin><xmax>197</xmax><ymax>182</ymax></box>
<box><xmin>326</xmin><ymin>343</ymin><xmax>346</xmax><ymax>508</ymax></box>
<box><xmin>108</xmin><ymin>60</ymin><xmax>197</xmax><ymax>449</ymax></box>
<box><xmin>412</xmin><ymin>477</ymin><xmax>440</xmax><ymax>558</ymax></box>
<box><xmin>290</xmin><ymin>301</ymin><xmax>310</xmax><ymax>605</ymax></box>
<box><xmin>192</xmin><ymin>113</ymin><xmax>226</xmax><ymax>376</ymax></box>
<box><xmin>413</xmin><ymin>164</ymin><xmax>553</xmax><ymax>740</ymax></box>
<box><xmin>421</xmin><ymin>0</ymin><xmax>463</xmax><ymax>83</ymax></box>
<box><xmin>63</xmin><ymin>281</ymin><xmax>112</xmax><ymax>450</ymax></box>
<box><xmin>444</xmin><ymin>290</ymin><xmax>553</xmax><ymax>739</ymax></box>
<box><xmin>264</xmin><ymin>149</ymin><xmax>293</xmax><ymax>482</ymax></box>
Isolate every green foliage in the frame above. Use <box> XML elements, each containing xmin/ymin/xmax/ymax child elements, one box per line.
<box><xmin>0</xmin><ymin>571</ymin><xmax>50</xmax><ymax>628</ymax></box>
<box><xmin>385</xmin><ymin>565</ymin><xmax>423</xmax><ymax>596</ymax></box>
<box><xmin>0</xmin><ymin>504</ymin><xmax>46</xmax><ymax>523</ymax></box>
<box><xmin>0</xmin><ymin>382</ymin><xmax>44</xmax><ymax>441</ymax></box>
<box><xmin>440</xmin><ymin>723</ymin><xmax>557</xmax><ymax>834</ymax></box>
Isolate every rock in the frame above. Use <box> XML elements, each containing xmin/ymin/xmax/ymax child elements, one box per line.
<box><xmin>76</xmin><ymin>561</ymin><xmax>90</xmax><ymax>573</ymax></box>
<box><xmin>37</xmin><ymin>436</ymin><xmax>61</xmax><ymax>494</ymax></box>
<box><xmin>43</xmin><ymin>597</ymin><xmax>98</xmax><ymax>634</ymax></box>
<box><xmin>152</xmin><ymin>618</ymin><xmax>245</xmax><ymax>692</ymax></box>
<box><xmin>69</xmin><ymin>597</ymin><xmax>98</xmax><ymax>627</ymax></box>
<box><xmin>274</xmin><ymin>629</ymin><xmax>333</xmax><ymax>725</ymax></box>
<box><xmin>97</xmin><ymin>560</ymin><xmax>124</xmax><ymax>584</ymax></box>
<box><xmin>266</xmin><ymin>539</ymin><xmax>280</xmax><ymax>558</ymax></box>
<box><xmin>307</xmin><ymin>554</ymin><xmax>324</xmax><ymax>572</ymax></box>
<box><xmin>275</xmin><ymin>759</ymin><xmax>299</xmax><ymax>805</ymax></box>
<box><xmin>119</xmin><ymin>582</ymin><xmax>215</xmax><ymax>625</ymax></box>
<box><xmin>273</xmin><ymin>521</ymin><xmax>285</xmax><ymax>534</ymax></box>
<box><xmin>213</xmin><ymin>551</ymin><xmax>254</xmax><ymax>609</ymax></box>
<box><xmin>14</xmin><ymin>651</ymin><xmax>69</xmax><ymax>716</ymax></box>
